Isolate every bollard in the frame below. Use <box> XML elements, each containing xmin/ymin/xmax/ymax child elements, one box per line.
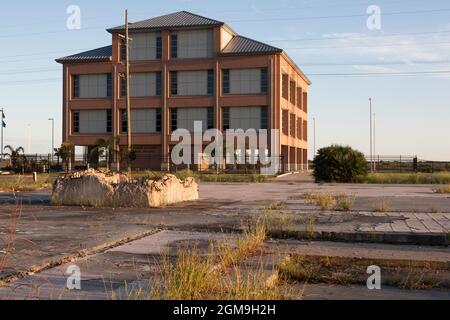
<box><xmin>33</xmin><ymin>172</ymin><xmax>38</xmax><ymax>182</ymax></box>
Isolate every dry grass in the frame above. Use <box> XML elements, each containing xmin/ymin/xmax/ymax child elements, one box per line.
<box><xmin>334</xmin><ymin>193</ymin><xmax>355</xmax><ymax>212</ymax></box>
<box><xmin>278</xmin><ymin>255</ymin><xmax>450</xmax><ymax>290</ymax></box>
<box><xmin>373</xmin><ymin>200</ymin><xmax>390</xmax><ymax>213</ymax></box>
<box><xmin>434</xmin><ymin>185</ymin><xmax>450</xmax><ymax>194</ymax></box>
<box><xmin>315</xmin><ymin>193</ymin><xmax>335</xmax><ymax>211</ymax></box>
<box><xmin>356</xmin><ymin>172</ymin><xmax>450</xmax><ymax>184</ymax></box>
<box><xmin>0</xmin><ymin>174</ymin><xmax>54</xmax><ymax>192</ymax></box>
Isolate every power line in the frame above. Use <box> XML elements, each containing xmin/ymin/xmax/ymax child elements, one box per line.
<box><xmin>0</xmin><ymin>0</ymin><xmax>432</xmax><ymax>29</ymax></box>
<box><xmin>2</xmin><ymin>7</ymin><xmax>450</xmax><ymax>39</ymax></box>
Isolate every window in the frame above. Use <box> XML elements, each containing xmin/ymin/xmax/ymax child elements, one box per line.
<box><xmin>290</xmin><ymin>113</ymin><xmax>296</xmax><ymax>137</ymax></box>
<box><xmin>121</xmin><ymin>110</ymin><xmax>128</xmax><ymax>133</ymax></box>
<box><xmin>207</xmin><ymin>70</ymin><xmax>214</xmax><ymax>95</ymax></box>
<box><xmin>106</xmin><ymin>109</ymin><xmax>112</xmax><ymax>133</ymax></box>
<box><xmin>130</xmin><ymin>73</ymin><xmax>157</xmax><ymax>97</ymax></box>
<box><xmin>223</xmin><ymin>70</ymin><xmax>230</xmax><ymax>94</ymax></box>
<box><xmin>297</xmin><ymin>118</ymin><xmax>303</xmax><ymax>140</ymax></box>
<box><xmin>228</xmin><ymin>107</ymin><xmax>265</xmax><ymax>131</ymax></box>
<box><xmin>107</xmin><ymin>74</ymin><xmax>112</xmax><ymax>98</ymax></box>
<box><xmin>78</xmin><ymin>110</ymin><xmax>108</xmax><ymax>133</ymax></box>
<box><xmin>156</xmin><ymin>108</ymin><xmax>162</xmax><ymax>132</ymax></box>
<box><xmin>120</xmin><ymin>76</ymin><xmax>127</xmax><ymax>97</ymax></box>
<box><xmin>171</xmin><ymin>34</ymin><xmax>178</xmax><ymax>59</ymax></box>
<box><xmin>303</xmin><ymin>120</ymin><xmax>308</xmax><ymax>141</ymax></box>
<box><xmin>129</xmin><ymin>33</ymin><xmax>160</xmax><ymax>61</ymax></box>
<box><xmin>156</xmin><ymin>36</ymin><xmax>162</xmax><ymax>60</ymax></box>
<box><xmin>78</xmin><ymin>74</ymin><xmax>109</xmax><ymax>98</ymax></box>
<box><xmin>176</xmin><ymin>108</ymin><xmax>209</xmax><ymax>132</ymax></box>
<box><xmin>261</xmin><ymin>107</ymin><xmax>268</xmax><ymax>130</ymax></box>
<box><xmin>121</xmin><ymin>109</ymin><xmax>159</xmax><ymax>133</ymax></box>
<box><xmin>290</xmin><ymin>81</ymin><xmax>296</xmax><ymax>105</ymax></box>
<box><xmin>282</xmin><ymin>74</ymin><xmax>289</xmax><ymax>100</ymax></box>
<box><xmin>170</xmin><ymin>108</ymin><xmax>178</xmax><ymax>132</ymax></box>
<box><xmin>176</xmin><ymin>71</ymin><xmax>209</xmax><ymax>96</ymax></box>
<box><xmin>297</xmin><ymin>87</ymin><xmax>303</xmax><ymax>109</ymax></box>
<box><xmin>73</xmin><ymin>75</ymin><xmax>80</xmax><ymax>98</ymax></box>
<box><xmin>222</xmin><ymin>108</ymin><xmax>230</xmax><ymax>131</ymax></box>
<box><xmin>303</xmin><ymin>92</ymin><xmax>308</xmax><ymax>113</ymax></box>
<box><xmin>120</xmin><ymin>39</ymin><xmax>126</xmax><ymax>62</ymax></box>
<box><xmin>176</xmin><ymin>30</ymin><xmax>214</xmax><ymax>59</ymax></box>
<box><xmin>156</xmin><ymin>72</ymin><xmax>162</xmax><ymax>96</ymax></box>
<box><xmin>207</xmin><ymin>108</ymin><xmax>214</xmax><ymax>130</ymax></box>
<box><xmin>171</xmin><ymin>72</ymin><xmax>178</xmax><ymax>95</ymax></box>
<box><xmin>73</xmin><ymin>111</ymin><xmax>80</xmax><ymax>133</ymax></box>
<box><xmin>229</xmin><ymin>69</ymin><xmax>262</xmax><ymax>94</ymax></box>
<box><xmin>261</xmin><ymin>68</ymin><xmax>268</xmax><ymax>93</ymax></box>
<box><xmin>282</xmin><ymin>110</ymin><xmax>289</xmax><ymax>135</ymax></box>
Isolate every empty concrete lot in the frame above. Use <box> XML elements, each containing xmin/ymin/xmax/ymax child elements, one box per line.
<box><xmin>0</xmin><ymin>173</ymin><xmax>449</xmax><ymax>299</ymax></box>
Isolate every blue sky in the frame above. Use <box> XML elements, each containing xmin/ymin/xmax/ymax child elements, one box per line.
<box><xmin>0</xmin><ymin>0</ymin><xmax>449</xmax><ymax>160</ymax></box>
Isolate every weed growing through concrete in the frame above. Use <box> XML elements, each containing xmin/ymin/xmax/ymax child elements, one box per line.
<box><xmin>315</xmin><ymin>193</ymin><xmax>335</xmax><ymax>211</ymax></box>
<box><xmin>373</xmin><ymin>200</ymin><xmax>390</xmax><ymax>213</ymax></box>
<box><xmin>434</xmin><ymin>185</ymin><xmax>450</xmax><ymax>194</ymax></box>
<box><xmin>334</xmin><ymin>193</ymin><xmax>355</xmax><ymax>212</ymax></box>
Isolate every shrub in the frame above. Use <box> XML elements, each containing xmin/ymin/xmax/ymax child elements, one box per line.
<box><xmin>313</xmin><ymin>145</ymin><xmax>368</xmax><ymax>183</ymax></box>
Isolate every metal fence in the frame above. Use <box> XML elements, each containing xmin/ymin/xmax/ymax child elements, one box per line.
<box><xmin>367</xmin><ymin>155</ymin><xmax>450</xmax><ymax>173</ymax></box>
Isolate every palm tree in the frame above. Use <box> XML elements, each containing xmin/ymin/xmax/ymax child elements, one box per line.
<box><xmin>3</xmin><ymin>145</ymin><xmax>26</xmax><ymax>171</ymax></box>
<box><xmin>90</xmin><ymin>137</ymin><xmax>120</xmax><ymax>171</ymax></box>
<box><xmin>59</xmin><ymin>141</ymin><xmax>74</xmax><ymax>173</ymax></box>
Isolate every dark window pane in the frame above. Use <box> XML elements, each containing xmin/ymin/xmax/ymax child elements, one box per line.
<box><xmin>171</xmin><ymin>34</ymin><xmax>178</xmax><ymax>59</ymax></box>
<box><xmin>156</xmin><ymin>108</ymin><xmax>162</xmax><ymax>132</ymax></box>
<box><xmin>207</xmin><ymin>70</ymin><xmax>214</xmax><ymax>95</ymax></box>
<box><xmin>106</xmin><ymin>109</ymin><xmax>112</xmax><ymax>133</ymax></box>
<box><xmin>222</xmin><ymin>108</ymin><xmax>230</xmax><ymax>131</ymax></box>
<box><xmin>107</xmin><ymin>73</ymin><xmax>112</xmax><ymax>97</ymax></box>
<box><xmin>120</xmin><ymin>39</ymin><xmax>126</xmax><ymax>61</ymax></box>
<box><xmin>171</xmin><ymin>72</ymin><xmax>178</xmax><ymax>96</ymax></box>
<box><xmin>156</xmin><ymin>72</ymin><xmax>162</xmax><ymax>96</ymax></box>
<box><xmin>223</xmin><ymin>70</ymin><xmax>230</xmax><ymax>94</ymax></box>
<box><xmin>73</xmin><ymin>111</ymin><xmax>80</xmax><ymax>133</ymax></box>
<box><xmin>73</xmin><ymin>75</ymin><xmax>80</xmax><ymax>98</ymax></box>
<box><xmin>261</xmin><ymin>68</ymin><xmax>268</xmax><ymax>93</ymax></box>
<box><xmin>260</xmin><ymin>107</ymin><xmax>268</xmax><ymax>130</ymax></box>
<box><xmin>156</xmin><ymin>36</ymin><xmax>162</xmax><ymax>60</ymax></box>
<box><xmin>121</xmin><ymin>77</ymin><xmax>127</xmax><ymax>97</ymax></box>
<box><xmin>170</xmin><ymin>108</ymin><xmax>178</xmax><ymax>132</ymax></box>
<box><xmin>207</xmin><ymin>108</ymin><xmax>214</xmax><ymax>130</ymax></box>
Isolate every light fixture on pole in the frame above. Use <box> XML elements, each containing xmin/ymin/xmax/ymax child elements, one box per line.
<box><xmin>48</xmin><ymin>118</ymin><xmax>55</xmax><ymax>165</ymax></box>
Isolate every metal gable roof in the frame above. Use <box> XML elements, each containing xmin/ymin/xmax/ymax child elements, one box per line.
<box><xmin>55</xmin><ymin>45</ymin><xmax>112</xmax><ymax>63</ymax></box>
<box><xmin>221</xmin><ymin>35</ymin><xmax>283</xmax><ymax>55</ymax></box>
<box><xmin>107</xmin><ymin>11</ymin><xmax>224</xmax><ymax>33</ymax></box>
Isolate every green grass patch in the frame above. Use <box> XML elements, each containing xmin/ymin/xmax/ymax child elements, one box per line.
<box><xmin>356</xmin><ymin>172</ymin><xmax>450</xmax><ymax>184</ymax></box>
<box><xmin>133</xmin><ymin>170</ymin><xmax>269</xmax><ymax>183</ymax></box>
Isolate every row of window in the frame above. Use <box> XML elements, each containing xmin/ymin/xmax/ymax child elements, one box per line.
<box><xmin>121</xmin><ymin>30</ymin><xmax>214</xmax><ymax>61</ymax></box>
<box><xmin>282</xmin><ymin>73</ymin><xmax>308</xmax><ymax>112</ymax></box>
<box><xmin>73</xmin><ymin>68</ymin><xmax>269</xmax><ymax>99</ymax></box>
<box><xmin>281</xmin><ymin>109</ymin><xmax>307</xmax><ymax>141</ymax></box>
<box><xmin>72</xmin><ymin>107</ymin><xmax>268</xmax><ymax>134</ymax></box>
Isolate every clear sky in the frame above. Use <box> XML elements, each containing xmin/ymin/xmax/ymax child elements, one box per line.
<box><xmin>0</xmin><ymin>0</ymin><xmax>449</xmax><ymax>160</ymax></box>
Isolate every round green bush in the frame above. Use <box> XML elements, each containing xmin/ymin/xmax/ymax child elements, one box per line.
<box><xmin>313</xmin><ymin>145</ymin><xmax>368</xmax><ymax>183</ymax></box>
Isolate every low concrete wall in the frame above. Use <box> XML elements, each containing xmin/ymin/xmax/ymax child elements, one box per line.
<box><xmin>52</xmin><ymin>170</ymin><xmax>199</xmax><ymax>208</ymax></box>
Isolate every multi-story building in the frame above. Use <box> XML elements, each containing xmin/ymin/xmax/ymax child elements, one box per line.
<box><xmin>56</xmin><ymin>11</ymin><xmax>310</xmax><ymax>172</ymax></box>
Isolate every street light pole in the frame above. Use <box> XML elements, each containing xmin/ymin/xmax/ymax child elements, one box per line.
<box><xmin>373</xmin><ymin>112</ymin><xmax>376</xmax><ymax>172</ymax></box>
<box><xmin>369</xmin><ymin>98</ymin><xmax>373</xmax><ymax>173</ymax></box>
<box><xmin>48</xmin><ymin>118</ymin><xmax>55</xmax><ymax>165</ymax></box>
<box><xmin>313</xmin><ymin>117</ymin><xmax>317</xmax><ymax>157</ymax></box>
<box><xmin>125</xmin><ymin>9</ymin><xmax>132</xmax><ymax>172</ymax></box>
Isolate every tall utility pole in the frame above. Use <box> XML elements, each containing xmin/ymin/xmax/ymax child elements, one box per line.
<box><xmin>0</xmin><ymin>108</ymin><xmax>5</xmax><ymax>161</ymax></box>
<box><xmin>48</xmin><ymin>118</ymin><xmax>55</xmax><ymax>165</ymax></box>
<box><xmin>313</xmin><ymin>117</ymin><xmax>317</xmax><ymax>157</ymax></box>
<box><xmin>373</xmin><ymin>113</ymin><xmax>376</xmax><ymax>172</ymax></box>
<box><xmin>125</xmin><ymin>9</ymin><xmax>132</xmax><ymax>172</ymax></box>
<box><xmin>369</xmin><ymin>98</ymin><xmax>373</xmax><ymax>173</ymax></box>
